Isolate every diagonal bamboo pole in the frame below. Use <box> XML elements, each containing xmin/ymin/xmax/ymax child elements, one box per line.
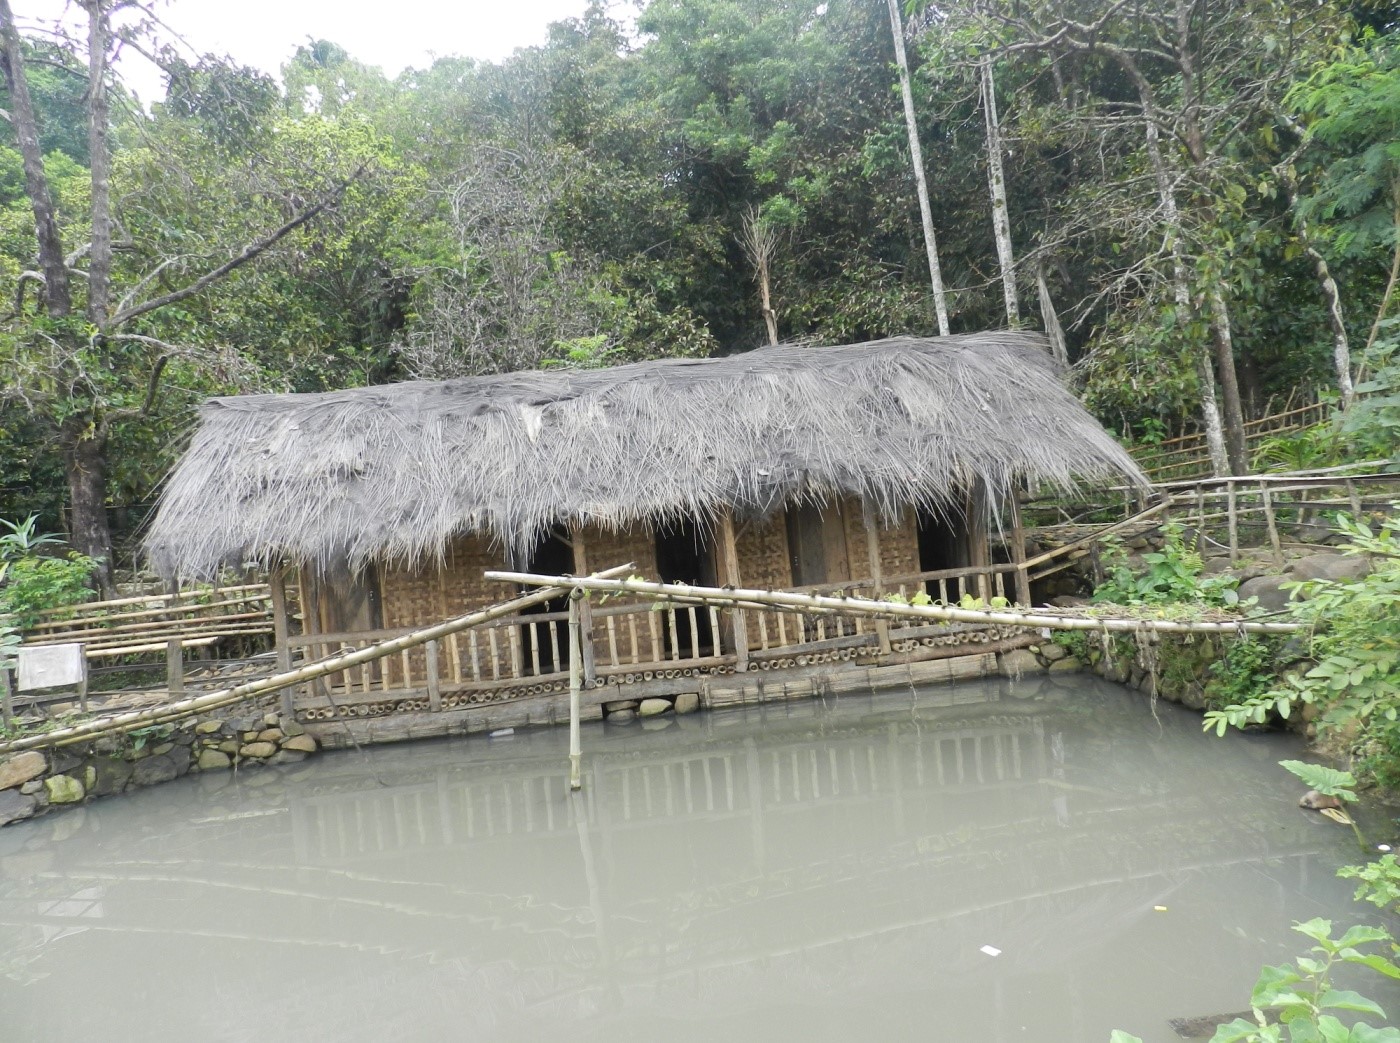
<box><xmin>486</xmin><ymin>570</ymin><xmax>1303</xmax><ymax>638</ymax></box>
<box><xmin>0</xmin><ymin>565</ymin><xmax>636</xmax><ymax>756</ymax></box>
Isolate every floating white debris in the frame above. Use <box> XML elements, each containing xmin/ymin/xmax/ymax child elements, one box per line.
<box><xmin>980</xmin><ymin>945</ymin><xmax>1002</xmax><ymax>957</ymax></box>
<box><xmin>1154</xmin><ymin>905</ymin><xmax>1168</xmax><ymax>912</ymax></box>
<box><xmin>489</xmin><ymin>728</ymin><xmax>515</xmax><ymax>738</ymax></box>
<box><xmin>1379</xmin><ymin>844</ymin><xmax>1393</xmax><ymax>853</ymax></box>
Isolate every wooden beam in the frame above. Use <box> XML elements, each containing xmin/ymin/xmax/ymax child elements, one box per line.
<box><xmin>1008</xmin><ymin>490</ymin><xmax>1031</xmax><ymax>607</ymax></box>
<box><xmin>863</xmin><ymin>507</ymin><xmax>892</xmax><ymax>655</ymax></box>
<box><xmin>718</xmin><ymin>508</ymin><xmax>750</xmax><ymax>673</ymax></box>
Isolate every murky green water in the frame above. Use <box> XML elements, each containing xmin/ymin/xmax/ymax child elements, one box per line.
<box><xmin>1</xmin><ymin>675</ymin><xmax>1395</xmax><ymax>1042</ymax></box>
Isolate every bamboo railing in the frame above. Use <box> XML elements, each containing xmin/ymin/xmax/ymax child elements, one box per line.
<box><xmin>1127</xmin><ymin>394</ymin><xmax>1334</xmax><ymax>482</ymax></box>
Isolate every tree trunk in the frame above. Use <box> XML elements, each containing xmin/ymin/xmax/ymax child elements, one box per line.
<box><xmin>1035</xmin><ymin>258</ymin><xmax>1067</xmax><ymax>363</ymax></box>
<box><xmin>981</xmin><ymin>57</ymin><xmax>1018</xmax><ymax>327</ymax></box>
<box><xmin>885</xmin><ymin>0</ymin><xmax>950</xmax><ymax>335</ymax></box>
<box><xmin>1204</xmin><ymin>288</ymin><xmax>1248</xmax><ymax>473</ymax></box>
<box><xmin>61</xmin><ymin>421</ymin><xmax>116</xmax><ymax>598</ymax></box>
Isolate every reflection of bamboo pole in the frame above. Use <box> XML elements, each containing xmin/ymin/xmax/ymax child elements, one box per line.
<box><xmin>0</xmin><ymin>566</ymin><xmax>635</xmax><ymax>755</ymax></box>
<box><xmin>568</xmin><ymin>592</ymin><xmax>583</xmax><ymax>792</ymax></box>
<box><xmin>487</xmin><ymin>571</ymin><xmax>1303</xmax><ymax>637</ymax></box>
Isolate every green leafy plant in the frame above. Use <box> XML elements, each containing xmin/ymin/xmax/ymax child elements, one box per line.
<box><xmin>1340</xmin><ymin>855</ymin><xmax>1400</xmax><ymax>915</ymax></box>
<box><xmin>0</xmin><ymin>514</ymin><xmax>64</xmax><ymax>585</ymax></box>
<box><xmin>1207</xmin><ymin>636</ymin><xmax>1286</xmax><ymax>712</ymax></box>
<box><xmin>1112</xmin><ymin>920</ymin><xmax>1400</xmax><ymax>1042</ymax></box>
<box><xmin>1281</xmin><ymin>760</ymin><xmax>1360</xmax><ymax>803</ymax></box>
<box><xmin>1093</xmin><ymin>522</ymin><xmax>1242</xmax><ymax>607</ymax></box>
<box><xmin>1204</xmin><ymin>511</ymin><xmax>1400</xmax><ymax>785</ymax></box>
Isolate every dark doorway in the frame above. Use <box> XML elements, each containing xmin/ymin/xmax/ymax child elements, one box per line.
<box><xmin>655</xmin><ymin>518</ymin><xmax>717</xmax><ymax>657</ymax></box>
<box><xmin>520</xmin><ymin>529</ymin><xmax>573</xmax><ymax>675</ymax></box>
<box><xmin>916</xmin><ymin>504</ymin><xmax>969</xmax><ymax>575</ymax></box>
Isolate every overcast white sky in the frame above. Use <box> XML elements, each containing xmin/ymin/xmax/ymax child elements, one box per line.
<box><xmin>18</xmin><ymin>0</ymin><xmax>609</xmax><ymax>101</ymax></box>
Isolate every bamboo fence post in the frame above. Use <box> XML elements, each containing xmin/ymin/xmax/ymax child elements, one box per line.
<box><xmin>1</xmin><ymin>668</ymin><xmax>14</xmax><ymax>726</ymax></box>
<box><xmin>1261</xmin><ymin>487</ymin><xmax>1284</xmax><ymax>568</ymax></box>
<box><xmin>1227</xmin><ymin>480</ymin><xmax>1239</xmax><ymax>565</ymax></box>
<box><xmin>1347</xmin><ymin>478</ymin><xmax>1362</xmax><ymax>518</ymax></box>
<box><xmin>1195</xmin><ymin>485</ymin><xmax>1206</xmax><ymax>539</ymax></box>
<box><xmin>426</xmin><ymin>639</ymin><xmax>441</xmax><ymax>712</ymax></box>
<box><xmin>719</xmin><ymin>508</ymin><xmax>749</xmax><ymax>672</ymax></box>
<box><xmin>568</xmin><ymin>591</ymin><xmax>583</xmax><ymax>792</ymax></box>
<box><xmin>270</xmin><ymin>567</ymin><xmax>293</xmax><ymax>715</ymax></box>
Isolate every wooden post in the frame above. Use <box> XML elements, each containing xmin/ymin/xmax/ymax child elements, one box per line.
<box><xmin>718</xmin><ymin>508</ymin><xmax>749</xmax><ymax>673</ymax></box>
<box><xmin>1008</xmin><ymin>490</ymin><xmax>1032</xmax><ymax>607</ymax></box>
<box><xmin>570</xmin><ymin>524</ymin><xmax>597</xmax><ymax>685</ymax></box>
<box><xmin>968</xmin><ymin>481</ymin><xmax>993</xmax><ymax>602</ymax></box>
<box><xmin>425</xmin><ymin>639</ymin><xmax>441</xmax><ymax>712</ymax></box>
<box><xmin>1195</xmin><ymin>485</ymin><xmax>1206</xmax><ymax>541</ymax></box>
<box><xmin>270</xmin><ymin>567</ymin><xmax>294</xmax><ymax>716</ymax></box>
<box><xmin>568</xmin><ymin>592</ymin><xmax>583</xmax><ymax>792</ymax></box>
<box><xmin>166</xmin><ymin>638</ymin><xmax>184</xmax><ymax>696</ymax></box>
<box><xmin>1226</xmin><ymin>480</ymin><xmax>1239</xmax><ymax>566</ymax></box>
<box><xmin>1261</xmin><ymin>486</ymin><xmax>1284</xmax><ymax>568</ymax></box>
<box><xmin>1</xmin><ymin>668</ymin><xmax>14</xmax><ymax>726</ymax></box>
<box><xmin>1346</xmin><ymin>478</ymin><xmax>1362</xmax><ymax>519</ymax></box>
<box><xmin>864</xmin><ymin>509</ymin><xmax>892</xmax><ymax>655</ymax></box>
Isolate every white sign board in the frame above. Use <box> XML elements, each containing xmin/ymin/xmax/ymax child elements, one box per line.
<box><xmin>17</xmin><ymin>644</ymin><xmax>88</xmax><ymax>691</ymax></box>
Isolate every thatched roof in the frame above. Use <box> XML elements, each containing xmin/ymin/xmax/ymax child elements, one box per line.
<box><xmin>145</xmin><ymin>333</ymin><xmax>1147</xmax><ymax>578</ymax></box>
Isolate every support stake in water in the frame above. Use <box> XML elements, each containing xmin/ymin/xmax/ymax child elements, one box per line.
<box><xmin>568</xmin><ymin>589</ymin><xmax>583</xmax><ymax>792</ymax></box>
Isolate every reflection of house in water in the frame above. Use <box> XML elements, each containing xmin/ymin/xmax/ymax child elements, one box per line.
<box><xmin>0</xmin><ymin>683</ymin><xmax>1356</xmax><ymax>1041</ymax></box>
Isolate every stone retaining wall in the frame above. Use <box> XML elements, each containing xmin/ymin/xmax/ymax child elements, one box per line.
<box><xmin>0</xmin><ymin>708</ymin><xmax>321</xmax><ymax>827</ymax></box>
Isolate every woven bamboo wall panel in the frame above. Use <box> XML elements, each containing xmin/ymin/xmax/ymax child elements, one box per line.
<box><xmin>736</xmin><ymin>513</ymin><xmax>792</xmax><ymax>590</ymax></box>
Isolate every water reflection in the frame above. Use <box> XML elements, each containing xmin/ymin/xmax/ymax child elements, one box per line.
<box><xmin>0</xmin><ymin>676</ymin><xmax>1390</xmax><ymax>1042</ymax></box>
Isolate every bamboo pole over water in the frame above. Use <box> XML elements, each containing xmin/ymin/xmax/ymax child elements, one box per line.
<box><xmin>486</xmin><ymin>570</ymin><xmax>1304</xmax><ymax>638</ymax></box>
<box><xmin>0</xmin><ymin>565</ymin><xmax>636</xmax><ymax>756</ymax></box>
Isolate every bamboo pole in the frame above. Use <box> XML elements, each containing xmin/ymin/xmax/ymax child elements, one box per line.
<box><xmin>1020</xmin><ymin>500</ymin><xmax>1168</xmax><ymax>571</ymax></box>
<box><xmin>568</xmin><ymin>591</ymin><xmax>583</xmax><ymax>792</ymax></box>
<box><xmin>486</xmin><ymin>570</ymin><xmax>1304</xmax><ymax>638</ymax></box>
<box><xmin>0</xmin><ymin>566</ymin><xmax>635</xmax><ymax>756</ymax></box>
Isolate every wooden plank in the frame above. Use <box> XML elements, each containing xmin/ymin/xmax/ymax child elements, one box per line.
<box><xmin>571</xmin><ymin>524</ymin><xmax>598</xmax><ymax>685</ymax></box>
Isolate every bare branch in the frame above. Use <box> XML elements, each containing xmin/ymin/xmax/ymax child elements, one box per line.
<box><xmin>107</xmin><ymin>168</ymin><xmax>364</xmax><ymax>328</ymax></box>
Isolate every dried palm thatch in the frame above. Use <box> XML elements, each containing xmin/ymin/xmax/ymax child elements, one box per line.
<box><xmin>146</xmin><ymin>333</ymin><xmax>1147</xmax><ymax>578</ymax></box>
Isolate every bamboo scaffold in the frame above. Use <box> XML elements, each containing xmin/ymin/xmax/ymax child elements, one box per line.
<box><xmin>485</xmin><ymin>570</ymin><xmax>1305</xmax><ymax>638</ymax></box>
<box><xmin>0</xmin><ymin>566</ymin><xmax>636</xmax><ymax>756</ymax></box>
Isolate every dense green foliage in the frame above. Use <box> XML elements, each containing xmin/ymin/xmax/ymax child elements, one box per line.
<box><xmin>0</xmin><ymin>0</ymin><xmax>1395</xmax><ymax>566</ymax></box>
<box><xmin>0</xmin><ymin>515</ymin><xmax>96</xmax><ymax>629</ymax></box>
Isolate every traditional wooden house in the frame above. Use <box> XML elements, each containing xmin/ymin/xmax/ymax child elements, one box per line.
<box><xmin>145</xmin><ymin>333</ymin><xmax>1147</xmax><ymax>738</ymax></box>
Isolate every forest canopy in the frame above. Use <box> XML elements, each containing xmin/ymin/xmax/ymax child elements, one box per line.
<box><xmin>0</xmin><ymin>0</ymin><xmax>1396</xmax><ymax>584</ymax></box>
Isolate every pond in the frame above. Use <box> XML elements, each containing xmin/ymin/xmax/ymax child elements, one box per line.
<box><xmin>1</xmin><ymin>675</ymin><xmax>1394</xmax><ymax>1042</ymax></box>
